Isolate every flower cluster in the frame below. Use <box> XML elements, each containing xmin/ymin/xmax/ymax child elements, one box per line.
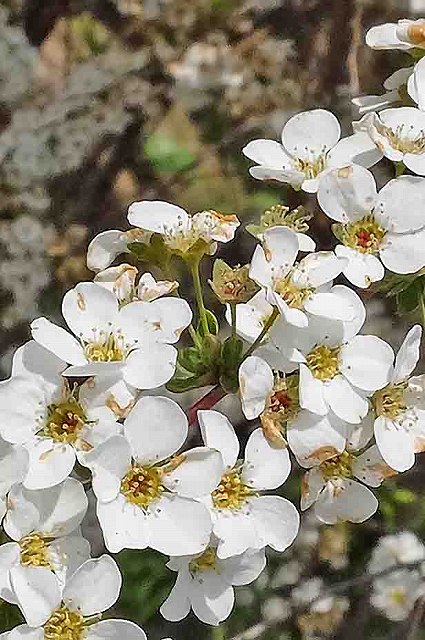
<box><xmin>2</xmin><ymin>12</ymin><xmax>425</xmax><ymax>638</ymax></box>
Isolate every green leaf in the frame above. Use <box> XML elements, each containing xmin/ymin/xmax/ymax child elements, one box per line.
<box><xmin>166</xmin><ymin>372</ymin><xmax>217</xmax><ymax>393</ymax></box>
<box><xmin>219</xmin><ymin>336</ymin><xmax>244</xmax><ymax>393</ymax></box>
<box><xmin>144</xmin><ymin>133</ymin><xmax>196</xmax><ymax>173</ymax></box>
<box><xmin>128</xmin><ymin>234</ymin><xmax>170</xmax><ymax>269</ymax></box>
<box><xmin>397</xmin><ymin>282</ymin><xmax>422</xmax><ymax>314</ymax></box>
<box><xmin>196</xmin><ymin>309</ymin><xmax>219</xmax><ymax>337</ymax></box>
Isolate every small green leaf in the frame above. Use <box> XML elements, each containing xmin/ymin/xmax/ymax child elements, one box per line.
<box><xmin>197</xmin><ymin>309</ymin><xmax>219</xmax><ymax>337</ymax></box>
<box><xmin>128</xmin><ymin>234</ymin><xmax>170</xmax><ymax>269</ymax></box>
<box><xmin>144</xmin><ymin>134</ymin><xmax>196</xmax><ymax>173</ymax></box>
<box><xmin>219</xmin><ymin>336</ymin><xmax>244</xmax><ymax>393</ymax></box>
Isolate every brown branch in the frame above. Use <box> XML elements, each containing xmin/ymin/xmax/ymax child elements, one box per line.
<box><xmin>187</xmin><ymin>386</ymin><xmax>227</xmax><ymax>427</ymax></box>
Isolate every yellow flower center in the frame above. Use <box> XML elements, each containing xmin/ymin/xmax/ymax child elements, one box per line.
<box><xmin>212</xmin><ymin>468</ymin><xmax>254</xmax><ymax>510</ymax></box>
<box><xmin>390</xmin><ymin>589</ymin><xmax>408</xmax><ymax>606</ymax></box>
<box><xmin>372</xmin><ymin>383</ymin><xmax>407</xmax><ymax>420</ymax></box>
<box><xmin>339</xmin><ymin>215</ymin><xmax>386</xmax><ymax>254</ymax></box>
<box><xmin>274</xmin><ymin>274</ymin><xmax>313</xmax><ymax>309</ymax></box>
<box><xmin>121</xmin><ymin>464</ymin><xmax>164</xmax><ymax>509</ymax></box>
<box><xmin>306</xmin><ymin>345</ymin><xmax>340</xmax><ymax>381</ymax></box>
<box><xmin>43</xmin><ymin>397</ymin><xmax>87</xmax><ymax>444</ymax></box>
<box><xmin>408</xmin><ymin>23</ymin><xmax>425</xmax><ymax>46</ymax></box>
<box><xmin>84</xmin><ymin>332</ymin><xmax>126</xmax><ymax>363</ymax></box>
<box><xmin>19</xmin><ymin>533</ymin><xmax>52</xmax><ymax>568</ymax></box>
<box><xmin>320</xmin><ymin>451</ymin><xmax>353</xmax><ymax>481</ymax></box>
<box><xmin>376</xmin><ymin>122</ymin><xmax>425</xmax><ymax>155</ymax></box>
<box><xmin>189</xmin><ymin>547</ymin><xmax>218</xmax><ymax>574</ymax></box>
<box><xmin>294</xmin><ymin>154</ymin><xmax>327</xmax><ymax>179</ymax></box>
<box><xmin>44</xmin><ymin>606</ymin><xmax>85</xmax><ymax>640</ymax></box>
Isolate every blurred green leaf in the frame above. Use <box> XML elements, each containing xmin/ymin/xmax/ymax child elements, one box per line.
<box><xmin>144</xmin><ymin>134</ymin><xmax>196</xmax><ymax>173</ymax></box>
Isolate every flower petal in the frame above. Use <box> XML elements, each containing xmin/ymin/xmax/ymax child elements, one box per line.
<box><xmin>63</xmin><ymin>555</ymin><xmax>122</xmax><ymax>616</ymax></box>
<box><xmin>250</xmin><ymin>495</ymin><xmax>300</xmax><ymax>552</ymax></box>
<box><xmin>24</xmin><ymin>440</ymin><xmax>76</xmax><ymax>490</ymax></box>
<box><xmin>97</xmin><ymin>495</ymin><xmax>149</xmax><ymax>553</ymax></box>
<box><xmin>124</xmin><ymin>343</ymin><xmax>177</xmax><ymax>390</ymax></box>
<box><xmin>374</xmin><ymin>416</ymin><xmax>415</xmax><ymax>472</ymax></box>
<box><xmin>242</xmin><ymin>139</ymin><xmax>293</xmax><ymax>168</ymax></box>
<box><xmin>147</xmin><ymin>494</ymin><xmax>212</xmax><ymax>556</ymax></box>
<box><xmin>124</xmin><ymin>396</ymin><xmax>187</xmax><ymax>464</ymax></box>
<box><xmin>314</xmin><ymin>480</ymin><xmax>378</xmax><ymax>524</ymax></box>
<box><xmin>262</xmin><ymin>227</ymin><xmax>299</xmax><ymax>273</ymax></box>
<box><xmin>127</xmin><ymin>201</ymin><xmax>189</xmax><ymax>232</ymax></box>
<box><xmin>10</xmin><ymin>565</ymin><xmax>61</xmax><ymax>627</ymax></box>
<box><xmin>375</xmin><ymin>176</ymin><xmax>425</xmax><ymax>233</ymax></box>
<box><xmin>87</xmin><ymin>230</ymin><xmax>130</xmax><ymax>272</ymax></box>
<box><xmin>380</xmin><ymin>228</ymin><xmax>425</xmax><ymax>274</ymax></box>
<box><xmin>162</xmin><ymin>447</ymin><xmax>224</xmax><ymax>498</ymax></box>
<box><xmin>62</xmin><ymin>283</ymin><xmax>119</xmax><ymax>342</ymax></box>
<box><xmin>87</xmin><ymin>620</ymin><xmax>147</xmax><ymax>640</ymax></box>
<box><xmin>84</xmin><ymin>436</ymin><xmax>131</xmax><ymax>503</ymax></box>
<box><xmin>326</xmin><ymin>132</ymin><xmax>383</xmax><ymax>169</ymax></box>
<box><xmin>242</xmin><ymin>428</ymin><xmax>291</xmax><ymax>490</ymax></box>
<box><xmin>11</xmin><ymin>341</ymin><xmax>66</xmax><ymax>385</ymax></box>
<box><xmin>352</xmin><ymin>444</ymin><xmax>397</xmax><ymax>487</ymax></box>
<box><xmin>287</xmin><ymin>411</ymin><xmax>347</xmax><ymax>467</ymax></box>
<box><xmin>393</xmin><ymin>325</ymin><xmax>422</xmax><ymax>383</ymax></box>
<box><xmin>282</xmin><ymin>110</ymin><xmax>341</xmax><ymax>161</ymax></box>
<box><xmin>335</xmin><ymin>244</ymin><xmax>384</xmax><ymax>288</ymax></box>
<box><xmin>30</xmin><ymin>318</ymin><xmax>85</xmax><ymax>366</ymax></box>
<box><xmin>198</xmin><ymin>410</ymin><xmax>239</xmax><ymax>468</ymax></box>
<box><xmin>190</xmin><ymin>572</ymin><xmax>234</xmax><ymax>625</ymax></box>
<box><xmin>160</xmin><ymin>571</ymin><xmax>191</xmax><ymax>622</ymax></box>
<box><xmin>317</xmin><ymin>164</ymin><xmax>377</xmax><ymax>222</ymax></box>
<box><xmin>340</xmin><ymin>335</ymin><xmax>394</xmax><ymax>392</ymax></box>
<box><xmin>291</xmin><ymin>251</ymin><xmax>345</xmax><ymax>288</ymax></box>
<box><xmin>324</xmin><ymin>376</ymin><xmax>369</xmax><ymax>424</ymax></box>
<box><xmin>299</xmin><ymin>364</ymin><xmax>327</xmax><ymax>416</ymax></box>
<box><xmin>239</xmin><ymin>356</ymin><xmax>274</xmax><ymax>420</ymax></box>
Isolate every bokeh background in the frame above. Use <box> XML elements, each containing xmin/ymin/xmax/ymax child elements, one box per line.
<box><xmin>1</xmin><ymin>0</ymin><xmax>425</xmax><ymax>638</ymax></box>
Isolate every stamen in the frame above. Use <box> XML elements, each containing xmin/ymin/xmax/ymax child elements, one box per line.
<box><xmin>372</xmin><ymin>383</ymin><xmax>408</xmax><ymax>420</ymax></box>
<box><xmin>376</xmin><ymin>122</ymin><xmax>425</xmax><ymax>155</ymax></box>
<box><xmin>294</xmin><ymin>153</ymin><xmax>327</xmax><ymax>180</ymax></box>
<box><xmin>338</xmin><ymin>215</ymin><xmax>385</xmax><ymax>254</ymax></box>
<box><xmin>84</xmin><ymin>332</ymin><xmax>126</xmax><ymax>363</ymax></box>
<box><xmin>19</xmin><ymin>533</ymin><xmax>52</xmax><ymax>568</ymax></box>
<box><xmin>43</xmin><ymin>392</ymin><xmax>87</xmax><ymax>444</ymax></box>
<box><xmin>212</xmin><ymin>468</ymin><xmax>255</xmax><ymax>510</ymax></box>
<box><xmin>189</xmin><ymin>547</ymin><xmax>219</xmax><ymax>574</ymax></box>
<box><xmin>306</xmin><ymin>345</ymin><xmax>340</xmax><ymax>381</ymax></box>
<box><xmin>274</xmin><ymin>274</ymin><xmax>314</xmax><ymax>309</ymax></box>
<box><xmin>121</xmin><ymin>464</ymin><xmax>164</xmax><ymax>509</ymax></box>
<box><xmin>43</xmin><ymin>606</ymin><xmax>85</xmax><ymax>640</ymax></box>
<box><xmin>320</xmin><ymin>451</ymin><xmax>353</xmax><ymax>481</ymax></box>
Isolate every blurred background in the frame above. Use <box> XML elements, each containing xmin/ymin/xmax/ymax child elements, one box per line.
<box><xmin>1</xmin><ymin>0</ymin><xmax>425</xmax><ymax>638</ymax></box>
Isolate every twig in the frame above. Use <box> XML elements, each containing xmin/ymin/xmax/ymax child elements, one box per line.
<box><xmin>187</xmin><ymin>386</ymin><xmax>227</xmax><ymax>427</ymax></box>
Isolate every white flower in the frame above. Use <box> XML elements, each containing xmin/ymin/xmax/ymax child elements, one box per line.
<box><xmin>265</xmin><ymin>291</ymin><xmax>393</xmax><ymax>424</ymax></box>
<box><xmin>238</xmin><ymin>355</ymin><xmax>351</xmax><ymax>461</ymax></box>
<box><xmin>318</xmin><ymin>164</ymin><xmax>425</xmax><ymax>286</ymax></box>
<box><xmin>408</xmin><ymin>57</ymin><xmax>425</xmax><ymax>111</ymax></box>
<box><xmin>7</xmin><ymin>555</ymin><xmax>147</xmax><ymax>640</ymax></box>
<box><xmin>0</xmin><ymin>437</ymin><xmax>28</xmax><ymax>521</ymax></box>
<box><xmin>87</xmin><ymin>228</ymin><xmax>150</xmax><ymax>272</ymax></box>
<box><xmin>366</xmin><ymin>19</ymin><xmax>425</xmax><ymax>50</ymax></box>
<box><xmin>0</xmin><ymin>478</ymin><xmax>89</xmax><ymax>608</ymax></box>
<box><xmin>242</xmin><ymin>109</ymin><xmax>382</xmax><ymax>193</ymax></box>
<box><xmin>94</xmin><ymin>265</ymin><xmax>178</xmax><ymax>305</ymax></box>
<box><xmin>84</xmin><ymin>396</ymin><xmax>221</xmax><ymax>555</ymax></box>
<box><xmin>368</xmin><ymin>532</ymin><xmax>425</xmax><ymax>575</ymax></box>
<box><xmin>371</xmin><ymin>568</ymin><xmax>425</xmax><ymax>621</ymax></box>
<box><xmin>249</xmin><ymin>227</ymin><xmax>350</xmax><ymax>328</ymax></box>
<box><xmin>354</xmin><ymin>107</ymin><xmax>425</xmax><ymax>175</ymax></box>
<box><xmin>198</xmin><ymin>410</ymin><xmax>300</xmax><ymax>559</ymax></box>
<box><xmin>372</xmin><ymin>325</ymin><xmax>425</xmax><ymax>472</ymax></box>
<box><xmin>353</xmin><ymin>68</ymin><xmax>413</xmax><ymax>115</ymax></box>
<box><xmin>30</xmin><ymin>281</ymin><xmax>192</xmax><ymax>390</ymax></box>
<box><xmin>300</xmin><ymin>444</ymin><xmax>396</xmax><ymax>524</ymax></box>
<box><xmin>160</xmin><ymin>541</ymin><xmax>266</xmax><ymax>625</ymax></box>
<box><xmin>127</xmin><ymin>201</ymin><xmax>240</xmax><ymax>255</ymax></box>
<box><xmin>0</xmin><ymin>341</ymin><xmax>120</xmax><ymax>489</ymax></box>
<box><xmin>225</xmin><ymin>289</ymin><xmax>274</xmax><ymax>344</ymax></box>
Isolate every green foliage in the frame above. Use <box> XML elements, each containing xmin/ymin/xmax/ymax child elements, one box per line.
<box><xmin>196</xmin><ymin>309</ymin><xmax>219</xmax><ymax>337</ymax></box>
<box><xmin>167</xmin><ymin>334</ymin><xmax>222</xmax><ymax>393</ymax></box>
<box><xmin>219</xmin><ymin>336</ymin><xmax>244</xmax><ymax>393</ymax></box>
<box><xmin>128</xmin><ymin>235</ymin><xmax>170</xmax><ymax>271</ymax></box>
<box><xmin>144</xmin><ymin>134</ymin><xmax>196</xmax><ymax>174</ymax></box>
<box><xmin>372</xmin><ymin>270</ymin><xmax>425</xmax><ymax>316</ymax></box>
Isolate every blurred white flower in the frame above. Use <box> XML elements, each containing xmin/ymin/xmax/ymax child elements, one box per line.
<box><xmin>371</xmin><ymin>568</ymin><xmax>425</xmax><ymax>621</ymax></box>
<box><xmin>366</xmin><ymin>19</ymin><xmax>425</xmax><ymax>50</ymax></box>
<box><xmin>353</xmin><ymin>68</ymin><xmax>413</xmax><ymax>115</ymax></box>
<box><xmin>368</xmin><ymin>531</ymin><xmax>425</xmax><ymax>574</ymax></box>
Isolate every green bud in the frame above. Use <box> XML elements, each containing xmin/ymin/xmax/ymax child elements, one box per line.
<box><xmin>209</xmin><ymin>259</ymin><xmax>258</xmax><ymax>304</ymax></box>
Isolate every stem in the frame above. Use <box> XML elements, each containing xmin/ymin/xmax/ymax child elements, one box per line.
<box><xmin>420</xmin><ymin>291</ymin><xmax>425</xmax><ymax>329</ymax></box>
<box><xmin>241</xmin><ymin>308</ymin><xmax>279</xmax><ymax>361</ymax></box>
<box><xmin>187</xmin><ymin>385</ymin><xmax>227</xmax><ymax>426</ymax></box>
<box><xmin>212</xmin><ymin>626</ymin><xmax>226</xmax><ymax>640</ymax></box>
<box><xmin>230</xmin><ymin>303</ymin><xmax>237</xmax><ymax>338</ymax></box>
<box><xmin>171</xmin><ymin>288</ymin><xmax>202</xmax><ymax>349</ymax></box>
<box><xmin>395</xmin><ymin>161</ymin><xmax>405</xmax><ymax>177</ymax></box>
<box><xmin>191</xmin><ymin>259</ymin><xmax>210</xmax><ymax>336</ymax></box>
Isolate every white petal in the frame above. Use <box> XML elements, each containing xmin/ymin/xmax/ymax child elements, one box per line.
<box><xmin>300</xmin><ymin>468</ymin><xmax>324</xmax><ymax>510</ymax></box>
<box><xmin>326</xmin><ymin>131</ymin><xmax>383</xmax><ymax>169</ymax></box>
<box><xmin>242</xmin><ymin>139</ymin><xmax>293</xmax><ymax>169</ymax></box>
<box><xmin>147</xmin><ymin>494</ymin><xmax>211</xmax><ymax>556</ymax></box>
<box><xmin>317</xmin><ymin>164</ymin><xmax>377</xmax><ymax>222</ymax></box>
<box><xmin>49</xmin><ymin>532</ymin><xmax>91</xmax><ymax>584</ymax></box>
<box><xmin>0</xmin><ymin>542</ymin><xmax>20</xmax><ymax>603</ymax></box>
<box><xmin>228</xmin><ymin>291</ymin><xmax>273</xmax><ymax>343</ymax></box>
<box><xmin>315</xmin><ymin>480</ymin><xmax>378</xmax><ymax>524</ymax></box>
<box><xmin>78</xmin><ymin>375</ymin><xmax>136</xmax><ymax>420</ymax></box>
<box><xmin>238</xmin><ymin>356</ymin><xmax>274</xmax><ymax>420</ymax></box>
<box><xmin>393</xmin><ymin>325</ymin><xmax>422</xmax><ymax>383</ymax></box>
<box><xmin>366</xmin><ymin>23</ymin><xmax>410</xmax><ymax>50</ymax></box>
<box><xmin>84</xmin><ymin>436</ymin><xmax>131</xmax><ymax>503</ymax></box>
<box><xmin>347</xmin><ymin>411</ymin><xmax>375</xmax><ymax>450</ymax></box>
<box><xmin>250</xmin><ymin>495</ymin><xmax>300</xmax><ymax>552</ymax></box>
<box><xmin>352</xmin><ymin>444</ymin><xmax>397</xmax><ymax>487</ymax></box>
<box><xmin>124</xmin><ymin>396</ymin><xmax>187</xmax><ymax>464</ymax></box>
<box><xmin>97</xmin><ymin>495</ymin><xmax>149</xmax><ymax>553</ymax></box>
<box><xmin>304</xmin><ymin>292</ymin><xmax>355</xmax><ymax>321</ymax></box>
<box><xmin>249</xmin><ymin>165</ymin><xmax>304</xmax><ymax>186</ymax></box>
<box><xmin>190</xmin><ymin>573</ymin><xmax>234</xmax><ymax>625</ymax></box>
<box><xmin>63</xmin><ymin>555</ymin><xmax>121</xmax><ymax>616</ymax></box>
<box><xmin>145</xmin><ymin>297</ymin><xmax>193</xmax><ymax>343</ymax></box>
<box><xmin>327</xmin><ymin>285</ymin><xmax>366</xmax><ymax>340</ymax></box>
<box><xmin>10</xmin><ymin>565</ymin><xmax>61</xmax><ymax>627</ymax></box>
<box><xmin>127</xmin><ymin>200</ymin><xmax>189</xmax><ymax>232</ymax></box>
<box><xmin>198</xmin><ymin>410</ymin><xmax>239</xmax><ymax>468</ymax></box>
<box><xmin>335</xmin><ymin>244</ymin><xmax>384</xmax><ymax>288</ymax></box>
<box><xmin>282</xmin><ymin>110</ymin><xmax>341</xmax><ymax>161</ymax></box>
<box><xmin>160</xmin><ymin>572</ymin><xmax>191</xmax><ymax>622</ymax></box>
<box><xmin>340</xmin><ymin>335</ymin><xmax>394</xmax><ymax>392</ymax></box>
<box><xmin>124</xmin><ymin>343</ymin><xmax>177</xmax><ymax>389</ymax></box>
<box><xmin>299</xmin><ymin>364</ymin><xmax>327</xmax><ymax>416</ymax></box>
<box><xmin>262</xmin><ymin>227</ymin><xmax>299</xmax><ymax>273</ymax></box>
<box><xmin>374</xmin><ymin>416</ymin><xmax>415</xmax><ymax>472</ymax></box>
<box><xmin>375</xmin><ymin>176</ymin><xmax>425</xmax><ymax>233</ymax></box>
<box><xmin>0</xmin><ymin>439</ymin><xmax>28</xmax><ymax>494</ymax></box>
<box><xmin>4</xmin><ymin>478</ymin><xmax>87</xmax><ymax>540</ymax></box>
<box><xmin>11</xmin><ymin>341</ymin><xmax>66</xmax><ymax>385</ymax></box>
<box><xmin>223</xmin><ymin>548</ymin><xmax>266</xmax><ymax>586</ymax></box>
<box><xmin>380</xmin><ymin>228</ymin><xmax>425</xmax><ymax>274</ymax></box>
<box><xmin>249</xmin><ymin>245</ymin><xmax>273</xmax><ymax>289</ymax></box>
<box><xmin>163</xmin><ymin>447</ymin><xmax>224</xmax><ymax>498</ymax></box>
<box><xmin>297</xmin><ymin>233</ymin><xmax>316</xmax><ymax>252</ymax></box>
<box><xmin>270</xmin><ymin>291</ymin><xmax>308</xmax><ymax>328</ymax></box>
<box><xmin>242</xmin><ymin>428</ymin><xmax>291</xmax><ymax>490</ymax></box>
<box><xmin>0</xmin><ymin>378</ymin><xmax>45</xmax><ymax>444</ymax></box>
<box><xmin>404</xmin><ymin>152</ymin><xmax>425</xmax><ymax>176</ymax></box>
<box><xmin>64</xmin><ymin>362</ymin><xmax>124</xmax><ymax>378</ymax></box>
<box><xmin>291</xmin><ymin>251</ymin><xmax>345</xmax><ymax>288</ymax></box>
<box><xmin>87</xmin><ymin>620</ymin><xmax>147</xmax><ymax>640</ymax></box>
<box><xmin>87</xmin><ymin>230</ymin><xmax>130</xmax><ymax>272</ymax></box>
<box><xmin>24</xmin><ymin>440</ymin><xmax>76</xmax><ymax>490</ymax></box>
<box><xmin>30</xmin><ymin>318</ymin><xmax>85</xmax><ymax>366</ymax></box>
<box><xmin>214</xmin><ymin>510</ymin><xmax>260</xmax><ymax>559</ymax></box>
<box><xmin>62</xmin><ymin>283</ymin><xmax>119</xmax><ymax>342</ymax></box>
<box><xmin>8</xmin><ymin>627</ymin><xmax>42</xmax><ymax>640</ymax></box>
<box><xmin>324</xmin><ymin>376</ymin><xmax>369</xmax><ymax>424</ymax></box>
<box><xmin>287</xmin><ymin>411</ymin><xmax>347</xmax><ymax>467</ymax></box>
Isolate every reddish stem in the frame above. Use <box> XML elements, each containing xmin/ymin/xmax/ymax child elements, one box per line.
<box><xmin>187</xmin><ymin>385</ymin><xmax>227</xmax><ymax>427</ymax></box>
